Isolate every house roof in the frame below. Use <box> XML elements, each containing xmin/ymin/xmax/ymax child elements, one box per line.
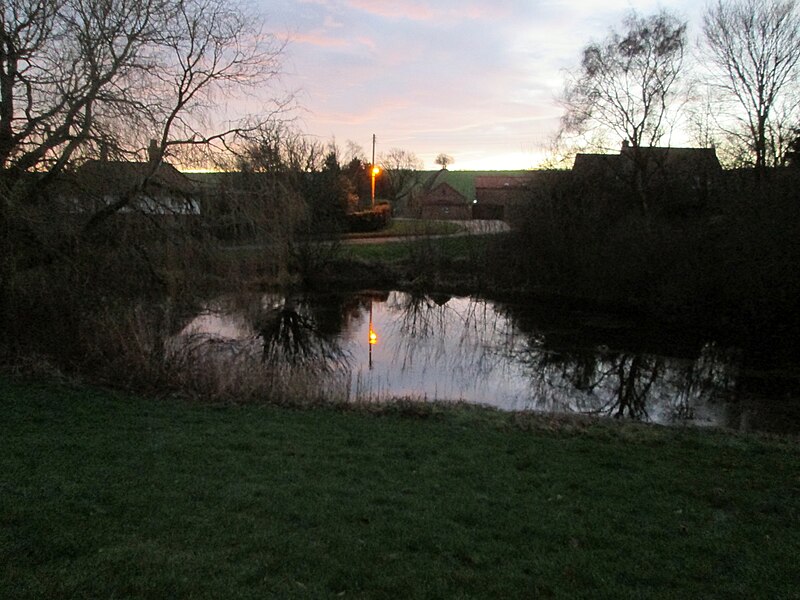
<box><xmin>573</xmin><ymin>153</ymin><xmax>622</xmax><ymax>171</ymax></box>
<box><xmin>573</xmin><ymin>146</ymin><xmax>721</xmax><ymax>175</ymax></box>
<box><xmin>630</xmin><ymin>147</ymin><xmax>721</xmax><ymax>172</ymax></box>
<box><xmin>74</xmin><ymin>160</ymin><xmax>196</xmax><ymax>195</ymax></box>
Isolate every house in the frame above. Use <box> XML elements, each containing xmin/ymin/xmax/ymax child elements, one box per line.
<box><xmin>572</xmin><ymin>142</ymin><xmax>722</xmax><ymax>211</ymax></box>
<box><xmin>63</xmin><ymin>141</ymin><xmax>199</xmax><ymax>216</ymax></box>
<box><xmin>573</xmin><ymin>142</ymin><xmax>722</xmax><ymax>181</ymax></box>
<box><xmin>474</xmin><ymin>174</ymin><xmax>540</xmax><ymax>221</ymax></box>
<box><xmin>420</xmin><ymin>182</ymin><xmax>471</xmax><ymax>220</ymax></box>
<box><xmin>417</xmin><ymin>171</ymin><xmax>472</xmax><ymax>220</ymax></box>
<box><xmin>415</xmin><ymin>169</ymin><xmax>544</xmax><ymax>221</ymax></box>
<box><xmin>572</xmin><ymin>152</ymin><xmax>625</xmax><ymax>182</ymax></box>
<box><xmin>474</xmin><ymin>171</ymin><xmax>573</xmax><ymax>223</ymax></box>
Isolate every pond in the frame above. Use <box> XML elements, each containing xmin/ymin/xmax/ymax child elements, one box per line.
<box><xmin>177</xmin><ymin>290</ymin><xmax>800</xmax><ymax>434</ymax></box>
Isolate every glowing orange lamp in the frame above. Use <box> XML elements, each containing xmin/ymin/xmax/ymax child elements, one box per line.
<box><xmin>371</xmin><ymin>165</ymin><xmax>381</xmax><ymax>207</ymax></box>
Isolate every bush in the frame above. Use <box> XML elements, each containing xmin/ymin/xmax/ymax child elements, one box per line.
<box><xmin>346</xmin><ymin>203</ymin><xmax>392</xmax><ymax>233</ymax></box>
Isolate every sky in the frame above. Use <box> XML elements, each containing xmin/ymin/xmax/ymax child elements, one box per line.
<box><xmin>251</xmin><ymin>0</ymin><xmax>706</xmax><ymax>170</ymax></box>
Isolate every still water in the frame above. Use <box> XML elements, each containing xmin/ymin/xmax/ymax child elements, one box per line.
<box><xmin>178</xmin><ymin>290</ymin><xmax>800</xmax><ymax>434</ymax></box>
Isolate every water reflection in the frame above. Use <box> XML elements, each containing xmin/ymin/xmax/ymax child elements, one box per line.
<box><xmin>513</xmin><ymin>342</ymin><xmax>739</xmax><ymax>424</ymax></box>
<box><xmin>181</xmin><ymin>294</ymin><xmax>356</xmax><ymax>370</ymax></box>
<box><xmin>252</xmin><ymin>296</ymin><xmax>348</xmax><ymax>370</ymax></box>
<box><xmin>175</xmin><ymin>291</ymin><xmax>798</xmax><ymax>433</ymax></box>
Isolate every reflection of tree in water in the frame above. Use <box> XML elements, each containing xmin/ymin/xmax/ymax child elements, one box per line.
<box><xmin>390</xmin><ymin>293</ymin><xmax>450</xmax><ymax>340</ymax></box>
<box><xmin>510</xmin><ymin>321</ymin><xmax>739</xmax><ymax>422</ymax></box>
<box><xmin>537</xmin><ymin>350</ymin><xmax>663</xmax><ymax>419</ymax></box>
<box><xmin>671</xmin><ymin>343</ymin><xmax>740</xmax><ymax>419</ymax></box>
<box><xmin>250</xmin><ymin>296</ymin><xmax>349</xmax><ymax>371</ymax></box>
<box><xmin>383</xmin><ymin>292</ymin><xmax>519</xmax><ymax>386</ymax></box>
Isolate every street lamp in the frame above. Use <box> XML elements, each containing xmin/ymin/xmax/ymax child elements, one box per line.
<box><xmin>371</xmin><ymin>165</ymin><xmax>380</xmax><ymax>207</ymax></box>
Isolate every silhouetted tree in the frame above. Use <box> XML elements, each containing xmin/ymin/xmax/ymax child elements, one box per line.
<box><xmin>787</xmin><ymin>128</ymin><xmax>800</xmax><ymax>166</ymax></box>
<box><xmin>561</xmin><ymin>10</ymin><xmax>687</xmax><ymax>150</ymax></box>
<box><xmin>211</xmin><ymin>123</ymin><xmax>317</xmax><ymax>280</ymax></box>
<box><xmin>702</xmin><ymin>0</ymin><xmax>800</xmax><ymax>171</ymax></box>
<box><xmin>560</xmin><ymin>9</ymin><xmax>688</xmax><ymax>211</ymax></box>
<box><xmin>434</xmin><ymin>153</ymin><xmax>453</xmax><ymax>169</ymax></box>
<box><xmin>379</xmin><ymin>148</ymin><xmax>422</xmax><ymax>214</ymax></box>
<box><xmin>0</xmin><ymin>0</ymin><xmax>286</xmax><ymax>349</ymax></box>
<box><xmin>1</xmin><ymin>0</ymin><xmax>284</xmax><ymax>219</ymax></box>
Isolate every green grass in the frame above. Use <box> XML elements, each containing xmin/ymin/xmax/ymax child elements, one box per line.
<box><xmin>342</xmin><ymin>233</ymin><xmax>496</xmax><ymax>263</ymax></box>
<box><xmin>342</xmin><ymin>219</ymin><xmax>462</xmax><ymax>239</ymax></box>
<box><xmin>216</xmin><ymin>221</ymin><xmax>467</xmax><ymax>268</ymax></box>
<box><xmin>2</xmin><ymin>377</ymin><xmax>799</xmax><ymax>599</ymax></box>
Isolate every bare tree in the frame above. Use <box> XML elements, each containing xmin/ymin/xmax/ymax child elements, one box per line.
<box><xmin>0</xmin><ymin>0</ymin><xmax>285</xmax><ymax>233</ymax></box>
<box><xmin>344</xmin><ymin>140</ymin><xmax>366</xmax><ymax>167</ymax></box>
<box><xmin>686</xmin><ymin>85</ymin><xmax>753</xmax><ymax>167</ymax></box>
<box><xmin>434</xmin><ymin>153</ymin><xmax>453</xmax><ymax>170</ymax></box>
<box><xmin>787</xmin><ymin>127</ymin><xmax>800</xmax><ymax>166</ymax></box>
<box><xmin>379</xmin><ymin>147</ymin><xmax>422</xmax><ymax>214</ymax></box>
<box><xmin>559</xmin><ymin>9</ymin><xmax>688</xmax><ymax>210</ymax></box>
<box><xmin>0</xmin><ymin>0</ymin><xmax>287</xmax><ymax>347</ymax></box>
<box><xmin>702</xmin><ymin>0</ymin><xmax>800</xmax><ymax>171</ymax></box>
<box><xmin>201</xmin><ymin>123</ymin><xmax>318</xmax><ymax>284</ymax></box>
<box><xmin>560</xmin><ymin>10</ymin><xmax>687</xmax><ymax>150</ymax></box>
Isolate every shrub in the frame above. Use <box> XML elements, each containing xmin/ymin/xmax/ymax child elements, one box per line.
<box><xmin>346</xmin><ymin>203</ymin><xmax>392</xmax><ymax>233</ymax></box>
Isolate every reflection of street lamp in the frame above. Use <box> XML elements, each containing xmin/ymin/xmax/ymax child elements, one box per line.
<box><xmin>368</xmin><ymin>299</ymin><xmax>378</xmax><ymax>369</ymax></box>
<box><xmin>371</xmin><ymin>165</ymin><xmax>380</xmax><ymax>208</ymax></box>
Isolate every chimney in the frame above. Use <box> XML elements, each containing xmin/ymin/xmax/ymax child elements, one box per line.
<box><xmin>621</xmin><ymin>139</ymin><xmax>631</xmax><ymax>154</ymax></box>
<box><xmin>148</xmin><ymin>139</ymin><xmax>160</xmax><ymax>164</ymax></box>
<box><xmin>99</xmin><ymin>144</ymin><xmax>109</xmax><ymax>162</ymax></box>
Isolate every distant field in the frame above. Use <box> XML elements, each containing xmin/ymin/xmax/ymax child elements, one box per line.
<box><xmin>2</xmin><ymin>378</ymin><xmax>799</xmax><ymax>599</ymax></box>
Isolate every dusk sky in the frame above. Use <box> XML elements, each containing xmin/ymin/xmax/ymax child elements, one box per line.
<box><xmin>257</xmin><ymin>1</ymin><xmax>706</xmax><ymax>170</ymax></box>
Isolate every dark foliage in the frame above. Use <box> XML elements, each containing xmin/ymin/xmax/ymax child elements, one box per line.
<box><xmin>346</xmin><ymin>203</ymin><xmax>392</xmax><ymax>233</ymax></box>
<box><xmin>490</xmin><ymin>167</ymin><xmax>800</xmax><ymax>350</ymax></box>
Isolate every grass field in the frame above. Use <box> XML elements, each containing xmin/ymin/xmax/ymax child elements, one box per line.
<box><xmin>341</xmin><ymin>232</ymin><xmax>496</xmax><ymax>263</ymax></box>
<box><xmin>342</xmin><ymin>219</ymin><xmax>462</xmax><ymax>239</ymax></box>
<box><xmin>2</xmin><ymin>377</ymin><xmax>799</xmax><ymax>599</ymax></box>
<box><xmin>217</xmin><ymin>220</ymin><xmax>471</xmax><ymax>275</ymax></box>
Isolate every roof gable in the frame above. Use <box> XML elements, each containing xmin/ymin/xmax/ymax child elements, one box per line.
<box><xmin>421</xmin><ymin>181</ymin><xmax>468</xmax><ymax>205</ymax></box>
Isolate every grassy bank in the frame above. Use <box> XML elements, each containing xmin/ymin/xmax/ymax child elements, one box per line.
<box><xmin>340</xmin><ymin>233</ymin><xmax>495</xmax><ymax>264</ymax></box>
<box><xmin>2</xmin><ymin>378</ymin><xmax>798</xmax><ymax>598</ymax></box>
<box><xmin>342</xmin><ymin>219</ymin><xmax>462</xmax><ymax>240</ymax></box>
